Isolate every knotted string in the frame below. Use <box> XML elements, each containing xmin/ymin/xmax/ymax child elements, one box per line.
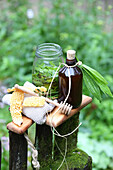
<box><xmin>24</xmin><ymin>133</ymin><xmax>40</xmax><ymax>170</ymax></box>
<box><xmin>47</xmin><ymin>61</ymin><xmax>82</xmax><ymax>169</ymax></box>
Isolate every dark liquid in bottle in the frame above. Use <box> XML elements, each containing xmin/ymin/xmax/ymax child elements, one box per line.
<box><xmin>58</xmin><ymin>59</ymin><xmax>83</xmax><ymax>108</ymax></box>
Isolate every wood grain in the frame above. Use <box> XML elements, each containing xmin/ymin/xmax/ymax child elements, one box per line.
<box><xmin>7</xmin><ymin>95</ymin><xmax>92</xmax><ymax>134</ymax></box>
<box><xmin>46</xmin><ymin>95</ymin><xmax>92</xmax><ymax>127</ymax></box>
<box><xmin>7</xmin><ymin>116</ymin><xmax>33</xmax><ymax>134</ymax></box>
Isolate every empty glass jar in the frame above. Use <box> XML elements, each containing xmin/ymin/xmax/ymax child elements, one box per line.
<box><xmin>32</xmin><ymin>43</ymin><xmax>63</xmax><ymax>98</ymax></box>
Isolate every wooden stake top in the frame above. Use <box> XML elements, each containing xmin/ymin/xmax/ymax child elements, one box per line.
<box><xmin>7</xmin><ymin>95</ymin><xmax>92</xmax><ymax>134</ymax></box>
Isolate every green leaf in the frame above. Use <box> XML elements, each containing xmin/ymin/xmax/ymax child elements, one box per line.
<box><xmin>96</xmin><ymin>81</ymin><xmax>113</xmax><ymax>97</ymax></box>
<box><xmin>81</xmin><ymin>65</ymin><xmax>113</xmax><ymax>98</ymax></box>
<box><xmin>82</xmin><ymin>69</ymin><xmax>102</xmax><ymax>101</ymax></box>
<box><xmin>82</xmin><ymin>64</ymin><xmax>108</xmax><ymax>85</ymax></box>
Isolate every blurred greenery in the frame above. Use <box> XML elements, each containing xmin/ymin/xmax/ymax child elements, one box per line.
<box><xmin>0</xmin><ymin>0</ymin><xmax>113</xmax><ymax>169</ymax></box>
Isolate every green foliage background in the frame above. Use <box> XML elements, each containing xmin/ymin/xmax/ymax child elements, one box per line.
<box><xmin>0</xmin><ymin>0</ymin><xmax>113</xmax><ymax>169</ymax></box>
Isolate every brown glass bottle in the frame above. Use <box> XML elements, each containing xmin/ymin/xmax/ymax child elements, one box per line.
<box><xmin>58</xmin><ymin>50</ymin><xmax>83</xmax><ymax>109</ymax></box>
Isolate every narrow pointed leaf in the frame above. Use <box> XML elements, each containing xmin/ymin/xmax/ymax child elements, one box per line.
<box><xmin>82</xmin><ymin>64</ymin><xmax>108</xmax><ymax>85</ymax></box>
<box><xmin>82</xmin><ymin>66</ymin><xmax>113</xmax><ymax>98</ymax></box>
<box><xmin>97</xmin><ymin>83</ymin><xmax>113</xmax><ymax>97</ymax></box>
<box><xmin>82</xmin><ymin>69</ymin><xmax>102</xmax><ymax>101</ymax></box>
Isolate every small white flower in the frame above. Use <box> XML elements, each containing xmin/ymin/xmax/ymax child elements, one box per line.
<box><xmin>27</xmin><ymin>9</ymin><xmax>34</xmax><ymax>19</ymax></box>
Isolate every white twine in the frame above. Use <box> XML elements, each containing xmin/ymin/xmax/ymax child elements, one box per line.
<box><xmin>24</xmin><ymin>133</ymin><xmax>40</xmax><ymax>170</ymax></box>
<box><xmin>47</xmin><ymin>61</ymin><xmax>82</xmax><ymax>170</ymax></box>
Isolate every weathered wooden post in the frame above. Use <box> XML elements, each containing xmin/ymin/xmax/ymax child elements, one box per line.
<box><xmin>35</xmin><ymin>113</ymin><xmax>80</xmax><ymax>169</ymax></box>
<box><xmin>9</xmin><ymin>131</ymin><xmax>27</xmax><ymax>170</ymax></box>
<box><xmin>7</xmin><ymin>116</ymin><xmax>33</xmax><ymax>170</ymax></box>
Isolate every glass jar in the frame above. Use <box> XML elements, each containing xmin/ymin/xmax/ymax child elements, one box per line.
<box><xmin>32</xmin><ymin>43</ymin><xmax>63</xmax><ymax>98</ymax></box>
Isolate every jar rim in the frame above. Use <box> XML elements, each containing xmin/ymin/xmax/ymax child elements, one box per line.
<box><xmin>35</xmin><ymin>43</ymin><xmax>62</xmax><ymax>57</ymax></box>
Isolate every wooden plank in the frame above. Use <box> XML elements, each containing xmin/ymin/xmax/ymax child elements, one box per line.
<box><xmin>46</xmin><ymin>95</ymin><xmax>92</xmax><ymax>127</ymax></box>
<box><xmin>7</xmin><ymin>95</ymin><xmax>92</xmax><ymax>134</ymax></box>
<box><xmin>7</xmin><ymin>116</ymin><xmax>33</xmax><ymax>134</ymax></box>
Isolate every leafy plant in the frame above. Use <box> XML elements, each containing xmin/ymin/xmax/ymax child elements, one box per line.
<box><xmin>78</xmin><ymin>132</ymin><xmax>113</xmax><ymax>170</ymax></box>
<box><xmin>32</xmin><ymin>62</ymin><xmax>59</xmax><ymax>97</ymax></box>
<box><xmin>80</xmin><ymin>64</ymin><xmax>113</xmax><ymax>101</ymax></box>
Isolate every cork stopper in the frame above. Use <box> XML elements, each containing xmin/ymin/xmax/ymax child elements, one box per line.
<box><xmin>67</xmin><ymin>50</ymin><xmax>76</xmax><ymax>60</ymax></box>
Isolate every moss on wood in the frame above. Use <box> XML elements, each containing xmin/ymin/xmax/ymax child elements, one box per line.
<box><xmin>41</xmin><ymin>148</ymin><xmax>92</xmax><ymax>170</ymax></box>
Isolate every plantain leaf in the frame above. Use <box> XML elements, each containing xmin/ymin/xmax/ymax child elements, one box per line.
<box><xmin>81</xmin><ymin>66</ymin><xmax>113</xmax><ymax>98</ymax></box>
<box><xmin>82</xmin><ymin>64</ymin><xmax>108</xmax><ymax>85</ymax></box>
<box><xmin>82</xmin><ymin>68</ymin><xmax>102</xmax><ymax>101</ymax></box>
<box><xmin>97</xmin><ymin>83</ymin><xmax>113</xmax><ymax>97</ymax></box>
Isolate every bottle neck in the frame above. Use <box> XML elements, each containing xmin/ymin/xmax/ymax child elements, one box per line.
<box><xmin>66</xmin><ymin>58</ymin><xmax>77</xmax><ymax>66</ymax></box>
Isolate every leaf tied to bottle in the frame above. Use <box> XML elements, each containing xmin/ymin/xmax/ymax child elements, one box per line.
<box><xmin>79</xmin><ymin>64</ymin><xmax>113</xmax><ymax>101</ymax></box>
